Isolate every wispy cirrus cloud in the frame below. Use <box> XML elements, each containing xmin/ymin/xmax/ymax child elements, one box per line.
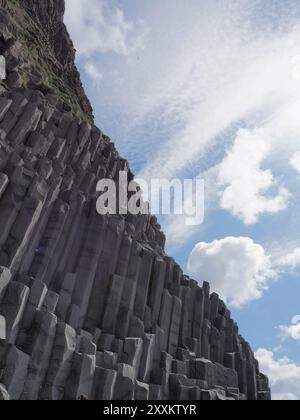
<box><xmin>65</xmin><ymin>0</ymin><xmax>147</xmax><ymax>57</ymax></box>
<box><xmin>65</xmin><ymin>1</ymin><xmax>300</xmax><ymax>251</ymax></box>
<box><xmin>137</xmin><ymin>18</ymin><xmax>300</xmax><ymax>182</ymax></box>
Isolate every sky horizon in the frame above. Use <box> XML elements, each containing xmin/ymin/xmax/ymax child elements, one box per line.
<box><xmin>65</xmin><ymin>0</ymin><xmax>300</xmax><ymax>400</ymax></box>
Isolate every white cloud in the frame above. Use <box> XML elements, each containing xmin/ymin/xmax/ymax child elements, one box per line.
<box><xmin>218</xmin><ymin>128</ymin><xmax>290</xmax><ymax>224</ymax></box>
<box><xmin>256</xmin><ymin>348</ymin><xmax>300</xmax><ymax>400</ymax></box>
<box><xmin>290</xmin><ymin>152</ymin><xmax>300</xmax><ymax>172</ymax></box>
<box><xmin>187</xmin><ymin>237</ymin><xmax>276</xmax><ymax>308</ymax></box>
<box><xmin>64</xmin><ymin>1</ymin><xmax>300</xmax><ymax>250</ymax></box>
<box><xmin>187</xmin><ymin>237</ymin><xmax>300</xmax><ymax>308</ymax></box>
<box><xmin>280</xmin><ymin>324</ymin><xmax>300</xmax><ymax>342</ymax></box>
<box><xmin>84</xmin><ymin>62</ymin><xmax>103</xmax><ymax>85</ymax></box>
<box><xmin>163</xmin><ymin>215</ymin><xmax>201</xmax><ymax>253</ymax></box>
<box><xmin>136</xmin><ymin>15</ymin><xmax>300</xmax><ymax>181</ymax></box>
<box><xmin>276</xmin><ymin>248</ymin><xmax>300</xmax><ymax>271</ymax></box>
<box><xmin>65</xmin><ymin>0</ymin><xmax>146</xmax><ymax>57</ymax></box>
<box><xmin>279</xmin><ymin>315</ymin><xmax>300</xmax><ymax>342</ymax></box>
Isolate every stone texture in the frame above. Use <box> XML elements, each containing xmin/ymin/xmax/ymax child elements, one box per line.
<box><xmin>0</xmin><ymin>314</ymin><xmax>5</xmax><ymax>340</ymax></box>
<box><xmin>0</xmin><ymin>56</ymin><xmax>6</xmax><ymax>80</ymax></box>
<box><xmin>0</xmin><ymin>266</ymin><xmax>11</xmax><ymax>303</ymax></box>
<box><xmin>0</xmin><ymin>0</ymin><xmax>271</xmax><ymax>402</ymax></box>
<box><xmin>0</xmin><ymin>281</ymin><xmax>29</xmax><ymax>344</ymax></box>
<box><xmin>94</xmin><ymin>367</ymin><xmax>117</xmax><ymax>400</ymax></box>
<box><xmin>2</xmin><ymin>346</ymin><xmax>30</xmax><ymax>400</ymax></box>
<box><xmin>0</xmin><ymin>383</ymin><xmax>10</xmax><ymax>400</ymax></box>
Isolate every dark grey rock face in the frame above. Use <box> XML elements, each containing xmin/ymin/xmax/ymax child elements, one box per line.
<box><xmin>0</xmin><ymin>0</ymin><xmax>271</xmax><ymax>401</ymax></box>
<box><xmin>0</xmin><ymin>0</ymin><xmax>94</xmax><ymax>122</ymax></box>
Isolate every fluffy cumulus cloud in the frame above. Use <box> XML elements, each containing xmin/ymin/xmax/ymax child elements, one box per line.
<box><xmin>65</xmin><ymin>0</ymin><xmax>146</xmax><ymax>57</ymax></box>
<box><xmin>187</xmin><ymin>237</ymin><xmax>276</xmax><ymax>308</ymax></box>
<box><xmin>256</xmin><ymin>348</ymin><xmax>300</xmax><ymax>400</ymax></box>
<box><xmin>218</xmin><ymin>128</ymin><xmax>290</xmax><ymax>225</ymax></box>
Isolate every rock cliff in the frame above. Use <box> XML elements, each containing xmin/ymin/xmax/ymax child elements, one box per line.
<box><xmin>0</xmin><ymin>0</ymin><xmax>271</xmax><ymax>401</ymax></box>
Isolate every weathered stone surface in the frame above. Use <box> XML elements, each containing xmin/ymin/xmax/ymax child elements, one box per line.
<box><xmin>0</xmin><ymin>174</ymin><xmax>8</xmax><ymax>201</ymax></box>
<box><xmin>42</xmin><ymin>290</ymin><xmax>59</xmax><ymax>313</ymax></box>
<box><xmin>149</xmin><ymin>258</ymin><xmax>166</xmax><ymax>324</ymax></box>
<box><xmin>129</xmin><ymin>316</ymin><xmax>144</xmax><ymax>338</ymax></box>
<box><xmin>114</xmin><ymin>364</ymin><xmax>135</xmax><ymax>401</ymax></box>
<box><xmin>122</xmin><ymin>338</ymin><xmax>143</xmax><ymax>377</ymax></box>
<box><xmin>0</xmin><ymin>383</ymin><xmax>10</xmax><ymax>400</ymax></box>
<box><xmin>135</xmin><ymin>380</ymin><xmax>149</xmax><ymax>400</ymax></box>
<box><xmin>139</xmin><ymin>334</ymin><xmax>156</xmax><ymax>383</ymax></box>
<box><xmin>2</xmin><ymin>346</ymin><xmax>30</xmax><ymax>400</ymax></box>
<box><xmin>21</xmin><ymin>310</ymin><xmax>57</xmax><ymax>400</ymax></box>
<box><xmin>149</xmin><ymin>384</ymin><xmax>162</xmax><ymax>400</ymax></box>
<box><xmin>134</xmin><ymin>249</ymin><xmax>153</xmax><ymax>319</ymax></box>
<box><xmin>0</xmin><ymin>56</ymin><xmax>6</xmax><ymax>80</ymax></box>
<box><xmin>168</xmin><ymin>296</ymin><xmax>182</xmax><ymax>356</ymax></box>
<box><xmin>0</xmin><ymin>98</ymin><xmax>11</xmax><ymax>121</ymax></box>
<box><xmin>42</xmin><ymin>322</ymin><xmax>76</xmax><ymax>400</ymax></box>
<box><xmin>0</xmin><ymin>281</ymin><xmax>29</xmax><ymax>344</ymax></box>
<box><xmin>0</xmin><ymin>266</ymin><xmax>11</xmax><ymax>303</ymax></box>
<box><xmin>94</xmin><ymin>367</ymin><xmax>117</xmax><ymax>400</ymax></box>
<box><xmin>98</xmin><ymin>333</ymin><xmax>115</xmax><ymax>352</ymax></box>
<box><xmin>189</xmin><ymin>358</ymin><xmax>216</xmax><ymax>388</ymax></box>
<box><xmin>102</xmin><ymin>275</ymin><xmax>126</xmax><ymax>333</ymax></box>
<box><xmin>65</xmin><ymin>352</ymin><xmax>96</xmax><ymax>400</ymax></box>
<box><xmin>0</xmin><ymin>197</ymin><xmax>43</xmax><ymax>273</ymax></box>
<box><xmin>26</xmin><ymin>132</ymin><xmax>52</xmax><ymax>156</ymax></box>
<box><xmin>97</xmin><ymin>351</ymin><xmax>118</xmax><ymax>371</ymax></box>
<box><xmin>0</xmin><ymin>315</ymin><xmax>5</xmax><ymax>340</ymax></box>
<box><xmin>158</xmin><ymin>289</ymin><xmax>173</xmax><ymax>351</ymax></box>
<box><xmin>8</xmin><ymin>99</ymin><xmax>42</xmax><ymax>146</ymax></box>
<box><xmin>201</xmin><ymin>389</ymin><xmax>226</xmax><ymax>401</ymax></box>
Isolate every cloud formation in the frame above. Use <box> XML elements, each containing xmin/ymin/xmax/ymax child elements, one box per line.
<box><xmin>187</xmin><ymin>237</ymin><xmax>276</xmax><ymax>307</ymax></box>
<box><xmin>83</xmin><ymin>62</ymin><xmax>103</xmax><ymax>86</ymax></box>
<box><xmin>219</xmin><ymin>128</ymin><xmax>290</xmax><ymax>224</ymax></box>
<box><xmin>65</xmin><ymin>0</ymin><xmax>146</xmax><ymax>57</ymax></box>
<box><xmin>279</xmin><ymin>315</ymin><xmax>300</xmax><ymax>342</ymax></box>
<box><xmin>290</xmin><ymin>152</ymin><xmax>300</xmax><ymax>172</ymax></box>
<box><xmin>187</xmin><ymin>237</ymin><xmax>300</xmax><ymax>309</ymax></box>
<box><xmin>137</xmin><ymin>8</ymin><xmax>300</xmax><ymax>183</ymax></box>
<box><xmin>65</xmin><ymin>1</ymin><xmax>300</xmax><ymax>242</ymax></box>
<box><xmin>276</xmin><ymin>248</ymin><xmax>300</xmax><ymax>271</ymax></box>
<box><xmin>256</xmin><ymin>348</ymin><xmax>300</xmax><ymax>400</ymax></box>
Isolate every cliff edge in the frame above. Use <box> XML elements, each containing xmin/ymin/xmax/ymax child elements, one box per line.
<box><xmin>0</xmin><ymin>0</ymin><xmax>93</xmax><ymax>122</ymax></box>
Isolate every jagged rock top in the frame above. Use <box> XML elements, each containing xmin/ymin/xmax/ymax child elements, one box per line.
<box><xmin>0</xmin><ymin>0</ymin><xmax>93</xmax><ymax>122</ymax></box>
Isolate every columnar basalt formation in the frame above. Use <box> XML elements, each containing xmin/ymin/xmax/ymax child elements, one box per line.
<box><xmin>0</xmin><ymin>0</ymin><xmax>271</xmax><ymax>401</ymax></box>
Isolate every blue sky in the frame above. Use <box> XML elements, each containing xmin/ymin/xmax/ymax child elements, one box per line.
<box><xmin>65</xmin><ymin>0</ymin><xmax>300</xmax><ymax>399</ymax></box>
